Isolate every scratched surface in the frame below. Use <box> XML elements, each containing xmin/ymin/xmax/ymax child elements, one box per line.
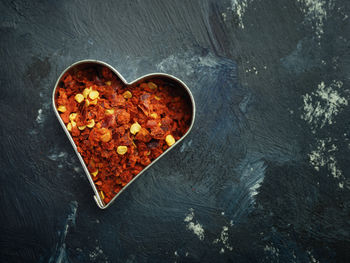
<box><xmin>1</xmin><ymin>0</ymin><xmax>350</xmax><ymax>262</ymax></box>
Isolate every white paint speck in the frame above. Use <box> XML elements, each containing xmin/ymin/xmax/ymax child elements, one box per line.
<box><xmin>231</xmin><ymin>0</ymin><xmax>252</xmax><ymax>29</ymax></box>
<box><xmin>187</xmin><ymin>222</ymin><xmax>205</xmax><ymax>241</ymax></box>
<box><xmin>297</xmin><ymin>0</ymin><xmax>330</xmax><ymax>42</ymax></box>
<box><xmin>213</xmin><ymin>226</ymin><xmax>233</xmax><ymax>252</ymax></box>
<box><xmin>188</xmin><ymin>140</ymin><xmax>192</xmax><ymax>147</ymax></box>
<box><xmin>180</xmin><ymin>140</ymin><xmax>193</xmax><ymax>153</ymax></box>
<box><xmin>180</xmin><ymin>144</ymin><xmax>186</xmax><ymax>152</ymax></box>
<box><xmin>36</xmin><ymin>109</ymin><xmax>44</xmax><ymax>124</ymax></box>
<box><xmin>308</xmin><ymin>139</ymin><xmax>342</xmax><ymax>177</ymax></box>
<box><xmin>264</xmin><ymin>244</ymin><xmax>280</xmax><ymax>257</ymax></box>
<box><xmin>301</xmin><ymin>80</ymin><xmax>347</xmax><ymax>132</ymax></box>
<box><xmin>249</xmin><ymin>176</ymin><xmax>264</xmax><ymax>197</ymax></box>
<box><xmin>48</xmin><ymin>151</ymin><xmax>67</xmax><ymax>161</ymax></box>
<box><xmin>184</xmin><ymin>208</ymin><xmax>205</xmax><ymax>241</ymax></box>
<box><xmin>184</xmin><ymin>209</ymin><xmax>194</xmax><ymax>222</ymax></box>
<box><xmin>308</xmin><ymin>138</ymin><xmax>344</xmax><ymax>187</ymax></box>
<box><xmin>302</xmin><ymin>80</ymin><xmax>347</xmax><ymax>189</ymax></box>
<box><xmin>222</xmin><ymin>12</ymin><xmax>227</xmax><ymax>21</ymax></box>
<box><xmin>307</xmin><ymin>250</ymin><xmax>320</xmax><ymax>263</ymax></box>
<box><xmin>198</xmin><ymin>55</ymin><xmax>219</xmax><ymax>68</ymax></box>
<box><xmin>157</xmin><ymin>53</ymin><xmax>218</xmax><ymax>78</ymax></box>
<box><xmin>245</xmin><ymin>66</ymin><xmax>259</xmax><ymax>74</ymax></box>
<box><xmin>88</xmin><ymin>242</ymin><xmax>108</xmax><ymax>262</ymax></box>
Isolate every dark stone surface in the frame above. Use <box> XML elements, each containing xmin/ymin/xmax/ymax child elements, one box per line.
<box><xmin>1</xmin><ymin>0</ymin><xmax>349</xmax><ymax>262</ymax></box>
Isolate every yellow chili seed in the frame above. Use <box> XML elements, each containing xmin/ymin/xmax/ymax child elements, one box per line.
<box><xmin>150</xmin><ymin>113</ymin><xmax>158</xmax><ymax>119</ymax></box>
<box><xmin>75</xmin><ymin>93</ymin><xmax>84</xmax><ymax>103</ymax></box>
<box><xmin>78</xmin><ymin>125</ymin><xmax>86</xmax><ymax>130</ymax></box>
<box><xmin>89</xmin><ymin>90</ymin><xmax>99</xmax><ymax>100</ymax></box>
<box><xmin>71</xmin><ymin>121</ymin><xmax>77</xmax><ymax>127</ymax></box>
<box><xmin>105</xmin><ymin>109</ymin><xmax>114</xmax><ymax>115</ymax></box>
<box><xmin>57</xmin><ymin>105</ymin><xmax>67</xmax><ymax>112</ymax></box>
<box><xmin>91</xmin><ymin>170</ymin><xmax>98</xmax><ymax>177</ymax></box>
<box><xmin>148</xmin><ymin>82</ymin><xmax>157</xmax><ymax>90</ymax></box>
<box><xmin>105</xmin><ymin>81</ymin><xmax>111</xmax><ymax>86</ymax></box>
<box><xmin>165</xmin><ymin>134</ymin><xmax>175</xmax><ymax>146</ymax></box>
<box><xmin>123</xmin><ymin>90</ymin><xmax>132</xmax><ymax>99</ymax></box>
<box><xmin>130</xmin><ymin>122</ymin><xmax>141</xmax><ymax>135</ymax></box>
<box><xmin>83</xmin><ymin>87</ymin><xmax>92</xmax><ymax>98</ymax></box>
<box><xmin>85</xmin><ymin>99</ymin><xmax>90</xmax><ymax>107</ymax></box>
<box><xmin>117</xmin><ymin>146</ymin><xmax>128</xmax><ymax>155</ymax></box>
<box><xmin>67</xmin><ymin>123</ymin><xmax>72</xmax><ymax>131</ymax></box>
<box><xmin>100</xmin><ymin>191</ymin><xmax>105</xmax><ymax>200</ymax></box>
<box><xmin>87</xmin><ymin>119</ymin><xmax>95</xmax><ymax>128</ymax></box>
<box><xmin>154</xmin><ymin>95</ymin><xmax>161</xmax><ymax>100</ymax></box>
<box><xmin>69</xmin><ymin>113</ymin><xmax>77</xmax><ymax>121</ymax></box>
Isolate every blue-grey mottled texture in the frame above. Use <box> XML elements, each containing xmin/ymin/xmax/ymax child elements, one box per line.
<box><xmin>1</xmin><ymin>0</ymin><xmax>349</xmax><ymax>262</ymax></box>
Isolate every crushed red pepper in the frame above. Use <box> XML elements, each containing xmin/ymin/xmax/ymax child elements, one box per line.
<box><xmin>55</xmin><ymin>65</ymin><xmax>192</xmax><ymax>204</ymax></box>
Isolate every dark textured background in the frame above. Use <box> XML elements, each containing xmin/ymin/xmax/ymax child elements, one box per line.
<box><xmin>1</xmin><ymin>0</ymin><xmax>350</xmax><ymax>262</ymax></box>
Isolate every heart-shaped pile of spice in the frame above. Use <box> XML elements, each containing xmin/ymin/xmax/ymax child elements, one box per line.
<box><xmin>53</xmin><ymin>61</ymin><xmax>195</xmax><ymax>208</ymax></box>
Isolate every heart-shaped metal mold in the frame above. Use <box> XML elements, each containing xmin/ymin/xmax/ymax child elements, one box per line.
<box><xmin>52</xmin><ymin>60</ymin><xmax>195</xmax><ymax>209</ymax></box>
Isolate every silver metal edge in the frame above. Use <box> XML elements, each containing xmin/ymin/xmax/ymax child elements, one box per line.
<box><xmin>52</xmin><ymin>59</ymin><xmax>196</xmax><ymax>209</ymax></box>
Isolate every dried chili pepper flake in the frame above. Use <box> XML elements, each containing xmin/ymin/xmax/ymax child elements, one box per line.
<box><xmin>116</xmin><ymin>109</ymin><xmax>130</xmax><ymax>124</ymax></box>
<box><xmin>100</xmin><ymin>129</ymin><xmax>112</xmax><ymax>143</ymax></box>
<box><xmin>90</xmin><ymin>99</ymin><xmax>98</xmax><ymax>105</ymax></box>
<box><xmin>140</xmin><ymin>83</ymin><xmax>149</xmax><ymax>89</ymax></box>
<box><xmin>148</xmin><ymin>82</ymin><xmax>157</xmax><ymax>90</ymax></box>
<box><xmin>135</xmin><ymin>128</ymin><xmax>152</xmax><ymax>142</ymax></box>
